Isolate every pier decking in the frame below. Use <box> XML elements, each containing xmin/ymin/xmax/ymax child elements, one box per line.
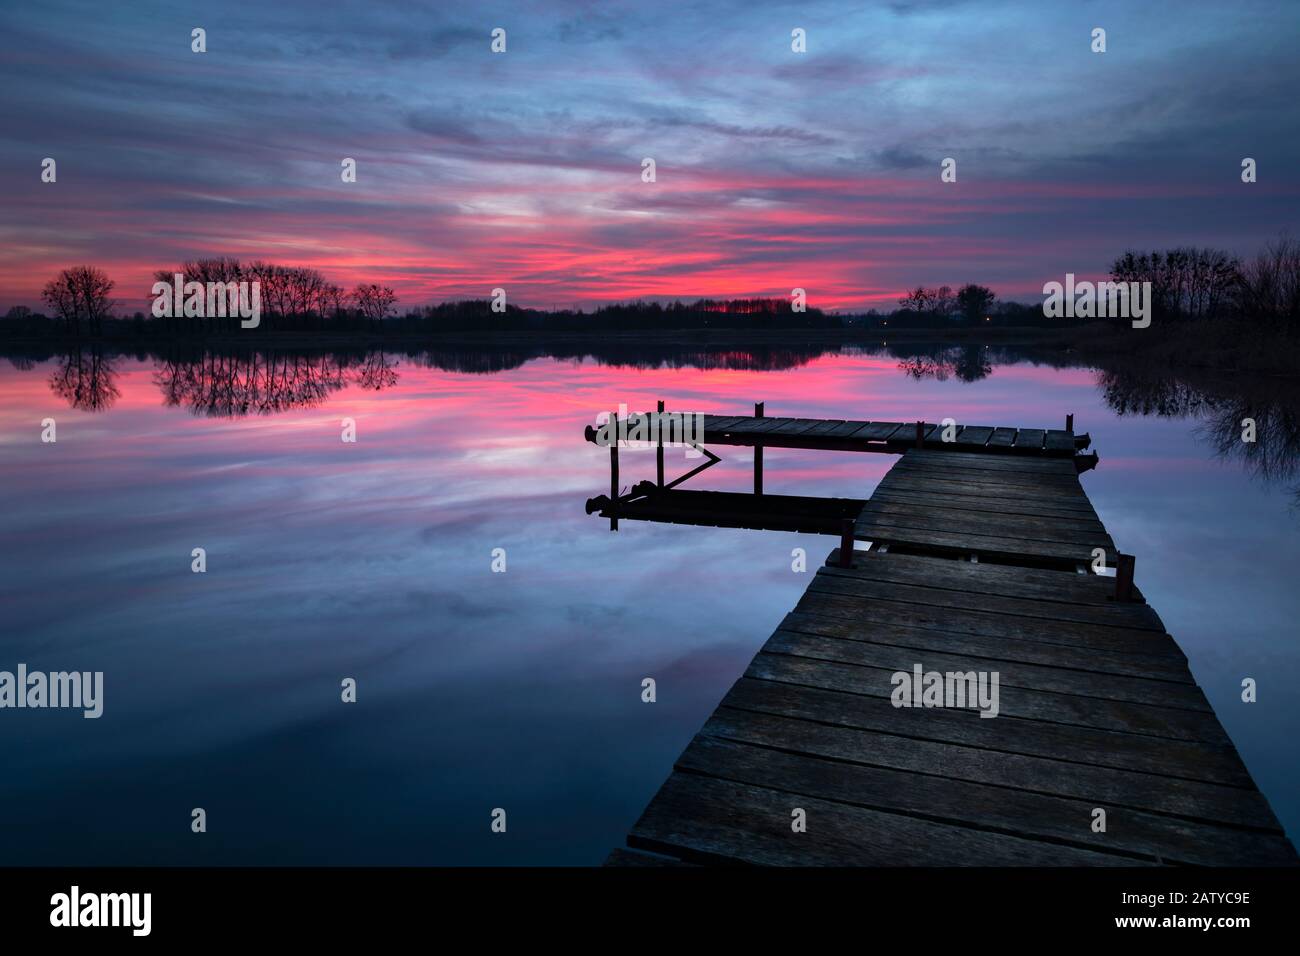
<box><xmin>595</xmin><ymin>416</ymin><xmax>1296</xmax><ymax>867</ymax></box>
<box><xmin>698</xmin><ymin>414</ymin><xmax>1089</xmax><ymax>457</ymax></box>
<box><xmin>857</xmin><ymin>448</ymin><xmax>1117</xmax><ymax>566</ymax></box>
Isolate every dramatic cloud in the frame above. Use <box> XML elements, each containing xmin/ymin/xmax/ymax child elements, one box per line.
<box><xmin>1</xmin><ymin>0</ymin><xmax>1298</xmax><ymax>311</ymax></box>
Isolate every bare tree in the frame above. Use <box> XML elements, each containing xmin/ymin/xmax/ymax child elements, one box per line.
<box><xmin>154</xmin><ymin>258</ymin><xmax>246</xmax><ymax>332</ymax></box>
<box><xmin>897</xmin><ymin>286</ymin><xmax>934</xmax><ymax>314</ymax></box>
<box><xmin>353</xmin><ymin>283</ymin><xmax>397</xmax><ymax>328</ymax></box>
<box><xmin>1111</xmin><ymin>247</ymin><xmax>1243</xmax><ymax>321</ymax></box>
<box><xmin>42</xmin><ymin>266</ymin><xmax>114</xmax><ymax>336</ymax></box>
<box><xmin>1238</xmin><ymin>236</ymin><xmax>1300</xmax><ymax>326</ymax></box>
<box><xmin>932</xmin><ymin>284</ymin><xmax>955</xmax><ymax>317</ymax></box>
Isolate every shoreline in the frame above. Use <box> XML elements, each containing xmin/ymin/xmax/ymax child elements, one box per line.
<box><xmin>4</xmin><ymin>321</ymin><xmax>1300</xmax><ymax>380</ymax></box>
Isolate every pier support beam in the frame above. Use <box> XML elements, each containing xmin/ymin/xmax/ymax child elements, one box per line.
<box><xmin>656</xmin><ymin>400</ymin><xmax>665</xmax><ymax>488</ymax></box>
<box><xmin>754</xmin><ymin>401</ymin><xmax>764</xmax><ymax>495</ymax></box>
<box><xmin>610</xmin><ymin>443</ymin><xmax>619</xmax><ymax>531</ymax></box>
<box><xmin>838</xmin><ymin>519</ymin><xmax>855</xmax><ymax>568</ymax></box>
<box><xmin>1115</xmin><ymin>552</ymin><xmax>1136</xmax><ymax>601</ymax></box>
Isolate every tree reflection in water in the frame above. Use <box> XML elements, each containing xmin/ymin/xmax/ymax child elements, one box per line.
<box><xmin>1097</xmin><ymin>365</ymin><xmax>1300</xmax><ymax>505</ymax></box>
<box><xmin>24</xmin><ymin>343</ymin><xmax>1300</xmax><ymax>508</ymax></box>
<box><xmin>896</xmin><ymin>344</ymin><xmax>995</xmax><ymax>383</ymax></box>
<box><xmin>49</xmin><ymin>347</ymin><xmax>120</xmax><ymax>412</ymax></box>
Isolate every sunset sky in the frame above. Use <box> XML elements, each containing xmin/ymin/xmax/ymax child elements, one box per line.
<box><xmin>2</xmin><ymin>0</ymin><xmax>1298</xmax><ymax>313</ymax></box>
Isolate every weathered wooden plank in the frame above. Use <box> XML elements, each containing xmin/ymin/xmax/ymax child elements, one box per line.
<box><xmin>822</xmin><ymin>550</ymin><xmax>1152</xmax><ymax>612</ymax></box>
<box><xmin>879</xmin><ymin>423</ymin><xmax>941</xmax><ymax>444</ymax></box>
<box><xmin>1045</xmin><ymin>429</ymin><xmax>1077</xmax><ymax>452</ymax></box>
<box><xmin>763</xmin><ymin>629</ymin><xmax>1208</xmax><ymax>709</ymax></box>
<box><xmin>678</xmin><ymin>736</ymin><xmax>1296</xmax><ymax>865</ymax></box>
<box><xmin>986</xmin><ymin>427</ymin><xmax>1018</xmax><ymax>448</ymax></box>
<box><xmin>869</xmin><ymin>488</ymin><xmax>1103</xmax><ymax>521</ymax></box>
<box><xmin>856</xmin><ymin>502</ymin><xmax>1113</xmax><ymax>545</ymax></box>
<box><xmin>745</xmin><ymin>652</ymin><xmax>1230</xmax><ymax>745</ymax></box>
<box><xmin>778</xmin><ymin>610</ymin><xmax>1187</xmax><ymax>682</ymax></box>
<box><xmin>793</xmin><ymin>589</ymin><xmax>1181</xmax><ymax>659</ymax></box>
<box><xmin>810</xmin><ymin>567</ymin><xmax>1160</xmax><ymax>631</ymax></box>
<box><xmin>628</xmin><ymin>772</ymin><xmax>1141</xmax><ymax>866</ymax></box>
<box><xmin>769</xmin><ymin>418</ymin><xmax>836</xmax><ymax>437</ymax></box>
<box><xmin>886</xmin><ymin>456</ymin><xmax>1085</xmax><ymax>481</ymax></box>
<box><xmin>857</xmin><ymin>494</ymin><xmax>1102</xmax><ymax>522</ymax></box>
<box><xmin>878</xmin><ymin>472</ymin><xmax>1092</xmax><ymax>502</ymax></box>
<box><xmin>800</xmin><ymin>419</ymin><xmax>848</xmax><ymax>437</ymax></box>
<box><xmin>716</xmin><ymin>416</ymin><xmax>793</xmax><ymax>434</ymax></box>
<box><xmin>700</xmin><ymin>415</ymin><xmax>749</xmax><ymax>431</ymax></box>
<box><xmin>890</xmin><ymin>461</ymin><xmax>1084</xmax><ymax>489</ymax></box>
<box><xmin>849</xmin><ymin>421</ymin><xmax>909</xmax><ymax>441</ymax></box>
<box><xmin>884</xmin><ymin>465</ymin><xmax>1088</xmax><ymax>492</ymax></box>
<box><xmin>701</xmin><ymin>710</ymin><xmax>1286</xmax><ymax>834</ymax></box>
<box><xmin>855</xmin><ymin>504</ymin><xmax>1116</xmax><ymax>548</ymax></box>
<box><xmin>723</xmin><ymin>676</ymin><xmax>1248</xmax><ymax>786</ymax></box>
<box><xmin>954</xmin><ymin>425</ymin><xmax>996</xmax><ymax>447</ymax></box>
<box><xmin>823</xmin><ymin>419</ymin><xmax>873</xmax><ymax>437</ymax></box>
<box><xmin>1015</xmin><ymin>428</ymin><xmax>1047</xmax><ymax>449</ymax></box>
<box><xmin>904</xmin><ymin>448</ymin><xmax>1078</xmax><ymax>475</ymax></box>
<box><xmin>854</xmin><ymin>518</ymin><xmax>1116</xmax><ymax>564</ymax></box>
<box><xmin>878</xmin><ymin>472</ymin><xmax>1096</xmax><ymax>504</ymax></box>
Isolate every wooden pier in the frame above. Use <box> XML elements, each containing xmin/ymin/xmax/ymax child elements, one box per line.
<box><xmin>698</xmin><ymin>413</ymin><xmax>1089</xmax><ymax>457</ymax></box>
<box><xmin>592</xmin><ymin>410</ymin><xmax>1297</xmax><ymax>866</ymax></box>
<box><xmin>856</xmin><ymin>448</ymin><xmax>1117</xmax><ymax>568</ymax></box>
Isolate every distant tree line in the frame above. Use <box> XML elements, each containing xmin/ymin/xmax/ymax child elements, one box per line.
<box><xmin>846</xmin><ymin>282</ymin><xmax>1042</xmax><ymax>329</ymax></box>
<box><xmin>1089</xmin><ymin>238</ymin><xmax>1299</xmax><ymax>324</ymax></box>
<box><xmin>147</xmin><ymin>258</ymin><xmax>397</xmax><ymax>333</ymax></box>
<box><xmin>0</xmin><ymin>259</ymin><xmax>398</xmax><ymax>337</ymax></box>
<box><xmin>4</xmin><ymin>238</ymin><xmax>1298</xmax><ymax>340</ymax></box>
<box><xmin>844</xmin><ymin>236</ymin><xmax>1300</xmax><ymax>330</ymax></box>
<box><xmin>3</xmin><ymin>265</ymin><xmax>840</xmax><ymax>337</ymax></box>
<box><xmin>1110</xmin><ymin>247</ymin><xmax>1241</xmax><ymax>322</ymax></box>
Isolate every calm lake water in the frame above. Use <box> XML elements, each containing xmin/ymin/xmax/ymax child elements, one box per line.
<box><xmin>1</xmin><ymin>343</ymin><xmax>1298</xmax><ymax>863</ymax></box>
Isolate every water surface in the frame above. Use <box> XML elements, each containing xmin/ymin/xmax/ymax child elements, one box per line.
<box><xmin>2</xmin><ymin>344</ymin><xmax>1297</xmax><ymax>863</ymax></box>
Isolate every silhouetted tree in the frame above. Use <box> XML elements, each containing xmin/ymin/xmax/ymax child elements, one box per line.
<box><xmin>42</xmin><ymin>266</ymin><xmax>114</xmax><ymax>336</ymax></box>
<box><xmin>1110</xmin><ymin>247</ymin><xmax>1240</xmax><ymax>321</ymax></box>
<box><xmin>956</xmin><ymin>284</ymin><xmax>996</xmax><ymax>324</ymax></box>
<box><xmin>154</xmin><ymin>257</ymin><xmax>245</xmax><ymax>333</ymax></box>
<box><xmin>353</xmin><ymin>284</ymin><xmax>397</xmax><ymax>328</ymax></box>
<box><xmin>1237</xmin><ymin>236</ymin><xmax>1300</xmax><ymax>326</ymax></box>
<box><xmin>898</xmin><ymin>286</ymin><xmax>934</xmax><ymax>314</ymax></box>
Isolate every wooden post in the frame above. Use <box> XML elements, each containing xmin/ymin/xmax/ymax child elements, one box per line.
<box><xmin>1066</xmin><ymin>413</ymin><xmax>1074</xmax><ymax>433</ymax></box>
<box><xmin>610</xmin><ymin>443</ymin><xmax>619</xmax><ymax>531</ymax></box>
<box><xmin>656</xmin><ymin>399</ymin><xmax>665</xmax><ymax>488</ymax></box>
<box><xmin>1115</xmin><ymin>553</ymin><xmax>1135</xmax><ymax>601</ymax></box>
<box><xmin>915</xmin><ymin>420</ymin><xmax>925</xmax><ymax>448</ymax></box>
<box><xmin>754</xmin><ymin>401</ymin><xmax>764</xmax><ymax>495</ymax></box>
<box><xmin>838</xmin><ymin>519</ymin><xmax>855</xmax><ymax>568</ymax></box>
